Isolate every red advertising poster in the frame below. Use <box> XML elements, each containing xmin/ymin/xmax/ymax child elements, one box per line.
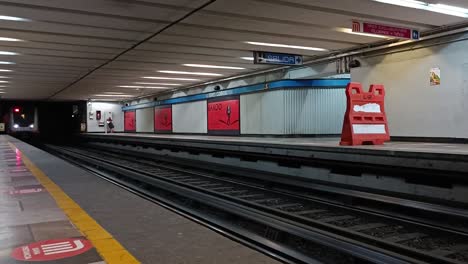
<box><xmin>124</xmin><ymin>111</ymin><xmax>136</xmax><ymax>132</ymax></box>
<box><xmin>207</xmin><ymin>97</ymin><xmax>240</xmax><ymax>134</ymax></box>
<box><xmin>154</xmin><ymin>106</ymin><xmax>172</xmax><ymax>133</ymax></box>
<box><xmin>11</xmin><ymin>238</ymin><xmax>93</xmax><ymax>261</ymax></box>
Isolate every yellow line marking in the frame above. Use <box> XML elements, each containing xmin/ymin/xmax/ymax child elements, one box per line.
<box><xmin>8</xmin><ymin>141</ymin><xmax>140</xmax><ymax>264</ymax></box>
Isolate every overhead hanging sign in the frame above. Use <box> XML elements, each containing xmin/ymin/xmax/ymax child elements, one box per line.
<box><xmin>352</xmin><ymin>21</ymin><xmax>419</xmax><ymax>40</ymax></box>
<box><xmin>254</xmin><ymin>51</ymin><xmax>303</xmax><ymax>66</ymax></box>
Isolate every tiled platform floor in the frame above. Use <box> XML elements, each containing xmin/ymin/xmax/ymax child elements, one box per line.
<box><xmin>0</xmin><ymin>139</ymin><xmax>104</xmax><ymax>264</ymax></box>
<box><xmin>3</xmin><ymin>135</ymin><xmax>280</xmax><ymax>264</ymax></box>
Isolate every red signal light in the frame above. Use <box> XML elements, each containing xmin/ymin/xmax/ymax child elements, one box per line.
<box><xmin>14</xmin><ymin>108</ymin><xmax>20</xmax><ymax>113</ymax></box>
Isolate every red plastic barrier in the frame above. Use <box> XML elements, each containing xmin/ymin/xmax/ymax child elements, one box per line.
<box><xmin>340</xmin><ymin>82</ymin><xmax>390</xmax><ymax>146</ymax></box>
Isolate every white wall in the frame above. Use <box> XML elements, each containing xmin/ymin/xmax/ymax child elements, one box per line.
<box><xmin>86</xmin><ymin>102</ymin><xmax>124</xmax><ymax>132</ymax></box>
<box><xmin>352</xmin><ymin>34</ymin><xmax>468</xmax><ymax>138</ymax></box>
<box><xmin>136</xmin><ymin>108</ymin><xmax>154</xmax><ymax>133</ymax></box>
<box><xmin>173</xmin><ymin>101</ymin><xmax>207</xmax><ymax>133</ymax></box>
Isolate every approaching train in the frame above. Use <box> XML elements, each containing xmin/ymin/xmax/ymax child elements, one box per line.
<box><xmin>9</xmin><ymin>105</ymin><xmax>39</xmax><ymax>134</ymax></box>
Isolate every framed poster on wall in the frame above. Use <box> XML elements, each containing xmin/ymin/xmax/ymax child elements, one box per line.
<box><xmin>207</xmin><ymin>96</ymin><xmax>240</xmax><ymax>135</ymax></box>
<box><xmin>154</xmin><ymin>105</ymin><xmax>172</xmax><ymax>133</ymax></box>
<box><xmin>124</xmin><ymin>110</ymin><xmax>136</xmax><ymax>132</ymax></box>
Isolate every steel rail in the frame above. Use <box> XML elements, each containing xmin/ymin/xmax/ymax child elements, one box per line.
<box><xmin>48</xmin><ymin>145</ymin><xmax>468</xmax><ymax>264</ymax></box>
<box><xmin>48</xmin><ymin>145</ymin><xmax>416</xmax><ymax>264</ymax></box>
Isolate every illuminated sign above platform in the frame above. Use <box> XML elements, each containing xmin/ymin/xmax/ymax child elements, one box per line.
<box><xmin>352</xmin><ymin>20</ymin><xmax>419</xmax><ymax>40</ymax></box>
<box><xmin>254</xmin><ymin>51</ymin><xmax>303</xmax><ymax>66</ymax></box>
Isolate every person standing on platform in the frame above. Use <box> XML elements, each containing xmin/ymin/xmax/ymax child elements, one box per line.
<box><xmin>106</xmin><ymin>117</ymin><xmax>114</xmax><ymax>133</ymax></box>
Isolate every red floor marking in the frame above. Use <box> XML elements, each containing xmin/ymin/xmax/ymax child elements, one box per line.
<box><xmin>11</xmin><ymin>238</ymin><xmax>93</xmax><ymax>261</ymax></box>
<box><xmin>8</xmin><ymin>186</ymin><xmax>44</xmax><ymax>195</ymax></box>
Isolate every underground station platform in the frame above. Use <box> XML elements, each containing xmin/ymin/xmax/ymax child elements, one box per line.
<box><xmin>2</xmin><ymin>0</ymin><xmax>468</xmax><ymax>262</ymax></box>
<box><xmin>0</xmin><ymin>135</ymin><xmax>279</xmax><ymax>264</ymax></box>
<box><xmin>4</xmin><ymin>133</ymin><xmax>468</xmax><ymax>264</ymax></box>
<box><xmin>81</xmin><ymin>133</ymin><xmax>468</xmax><ymax>174</ymax></box>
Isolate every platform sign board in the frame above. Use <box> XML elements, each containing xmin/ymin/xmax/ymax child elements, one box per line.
<box><xmin>124</xmin><ymin>110</ymin><xmax>136</xmax><ymax>132</ymax></box>
<box><xmin>207</xmin><ymin>96</ymin><xmax>240</xmax><ymax>135</ymax></box>
<box><xmin>254</xmin><ymin>51</ymin><xmax>303</xmax><ymax>66</ymax></box>
<box><xmin>352</xmin><ymin>21</ymin><xmax>419</xmax><ymax>40</ymax></box>
<box><xmin>11</xmin><ymin>238</ymin><xmax>93</xmax><ymax>261</ymax></box>
<box><xmin>154</xmin><ymin>105</ymin><xmax>172</xmax><ymax>133</ymax></box>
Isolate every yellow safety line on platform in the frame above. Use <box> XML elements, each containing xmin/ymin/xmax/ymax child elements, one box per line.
<box><xmin>8</xmin><ymin>142</ymin><xmax>140</xmax><ymax>264</ymax></box>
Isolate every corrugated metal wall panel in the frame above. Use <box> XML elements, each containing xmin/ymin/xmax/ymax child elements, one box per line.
<box><xmin>173</xmin><ymin>101</ymin><xmax>207</xmax><ymax>133</ymax></box>
<box><xmin>136</xmin><ymin>108</ymin><xmax>154</xmax><ymax>133</ymax></box>
<box><xmin>241</xmin><ymin>90</ymin><xmax>285</xmax><ymax>134</ymax></box>
<box><xmin>283</xmin><ymin>88</ymin><xmax>346</xmax><ymax>134</ymax></box>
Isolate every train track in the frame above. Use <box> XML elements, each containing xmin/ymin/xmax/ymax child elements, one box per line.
<box><xmin>47</xmin><ymin>144</ymin><xmax>468</xmax><ymax>264</ymax></box>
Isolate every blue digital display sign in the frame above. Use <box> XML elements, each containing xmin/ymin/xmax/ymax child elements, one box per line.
<box><xmin>254</xmin><ymin>51</ymin><xmax>303</xmax><ymax>66</ymax></box>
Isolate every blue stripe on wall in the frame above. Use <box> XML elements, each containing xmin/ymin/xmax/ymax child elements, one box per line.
<box><xmin>123</xmin><ymin>78</ymin><xmax>350</xmax><ymax>111</ymax></box>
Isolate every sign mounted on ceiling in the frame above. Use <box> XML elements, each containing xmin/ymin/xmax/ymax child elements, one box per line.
<box><xmin>352</xmin><ymin>21</ymin><xmax>419</xmax><ymax>40</ymax></box>
<box><xmin>254</xmin><ymin>51</ymin><xmax>303</xmax><ymax>66</ymax></box>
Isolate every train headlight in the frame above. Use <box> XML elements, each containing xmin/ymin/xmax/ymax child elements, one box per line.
<box><xmin>29</xmin><ymin>124</ymin><xmax>34</xmax><ymax>128</ymax></box>
<box><xmin>13</xmin><ymin>124</ymin><xmax>19</xmax><ymax>128</ymax></box>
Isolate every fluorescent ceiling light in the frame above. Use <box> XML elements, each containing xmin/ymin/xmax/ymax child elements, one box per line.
<box><xmin>241</xmin><ymin>57</ymin><xmax>254</xmax><ymax>61</ymax></box>
<box><xmin>373</xmin><ymin>0</ymin><xmax>468</xmax><ymax>17</ymax></box>
<box><xmin>0</xmin><ymin>61</ymin><xmax>15</xmax><ymax>64</ymax></box>
<box><xmin>336</xmin><ymin>28</ymin><xmax>391</xmax><ymax>39</ymax></box>
<box><xmin>0</xmin><ymin>69</ymin><xmax>12</xmax><ymax>72</ymax></box>
<box><xmin>0</xmin><ymin>51</ymin><xmax>19</xmax><ymax>55</ymax></box>
<box><xmin>117</xmin><ymin>85</ymin><xmax>144</xmax><ymax>88</ymax></box>
<box><xmin>118</xmin><ymin>85</ymin><xmax>170</xmax><ymax>89</ymax></box>
<box><xmin>93</xmin><ymin>94</ymin><xmax>135</xmax><ymax>97</ymax></box>
<box><xmin>430</xmin><ymin>3</ymin><xmax>468</xmax><ymax>17</ymax></box>
<box><xmin>0</xmin><ymin>76</ymin><xmax>9</xmax><ymax>78</ymax></box>
<box><xmin>0</xmin><ymin>37</ymin><xmax>24</xmax><ymax>42</ymax></box>
<box><xmin>0</xmin><ymin>80</ymin><xmax>9</xmax><ymax>83</ymax></box>
<box><xmin>0</xmin><ymin>15</ymin><xmax>31</xmax><ymax>22</ymax></box>
<box><xmin>183</xmin><ymin>64</ymin><xmax>245</xmax><ymax>70</ymax></box>
<box><xmin>245</xmin><ymin>41</ymin><xmax>328</xmax><ymax>51</ymax></box>
<box><xmin>104</xmin><ymin>92</ymin><xmax>127</xmax><ymax>95</ymax></box>
<box><xmin>143</xmin><ymin>76</ymin><xmax>200</xmax><ymax>81</ymax></box>
<box><xmin>135</xmin><ymin>82</ymin><xmax>181</xmax><ymax>86</ymax></box>
<box><xmin>0</xmin><ymin>85</ymin><xmax>7</xmax><ymax>88</ymax></box>
<box><xmin>158</xmin><ymin>70</ymin><xmax>222</xmax><ymax>76</ymax></box>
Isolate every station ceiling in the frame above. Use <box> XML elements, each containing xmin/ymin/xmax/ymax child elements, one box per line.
<box><xmin>0</xmin><ymin>0</ymin><xmax>466</xmax><ymax>100</ymax></box>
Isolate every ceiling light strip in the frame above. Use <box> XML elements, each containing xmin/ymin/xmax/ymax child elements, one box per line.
<box><xmin>183</xmin><ymin>64</ymin><xmax>245</xmax><ymax>70</ymax></box>
<box><xmin>135</xmin><ymin>82</ymin><xmax>181</xmax><ymax>86</ymax></box>
<box><xmin>158</xmin><ymin>70</ymin><xmax>223</xmax><ymax>76</ymax></box>
<box><xmin>245</xmin><ymin>41</ymin><xmax>328</xmax><ymax>51</ymax></box>
<box><xmin>0</xmin><ymin>51</ymin><xmax>19</xmax><ymax>55</ymax></box>
<box><xmin>143</xmin><ymin>76</ymin><xmax>200</xmax><ymax>81</ymax></box>
<box><xmin>373</xmin><ymin>0</ymin><xmax>468</xmax><ymax>17</ymax></box>
<box><xmin>0</xmin><ymin>15</ymin><xmax>31</xmax><ymax>22</ymax></box>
